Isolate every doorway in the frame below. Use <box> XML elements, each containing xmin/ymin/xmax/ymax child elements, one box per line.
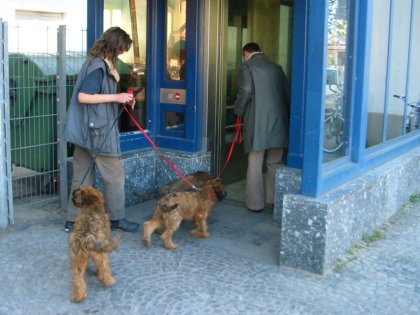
<box><xmin>216</xmin><ymin>0</ymin><xmax>294</xmax><ymax>190</ymax></box>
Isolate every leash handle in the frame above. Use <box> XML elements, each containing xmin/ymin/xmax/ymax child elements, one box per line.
<box><xmin>217</xmin><ymin>116</ymin><xmax>243</xmax><ymax>179</ymax></box>
<box><xmin>127</xmin><ymin>87</ymin><xmax>143</xmax><ymax>97</ymax></box>
<box><xmin>123</xmin><ymin>106</ymin><xmax>197</xmax><ymax>190</ymax></box>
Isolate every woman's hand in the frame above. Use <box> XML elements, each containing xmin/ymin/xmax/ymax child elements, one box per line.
<box><xmin>127</xmin><ymin>98</ymin><xmax>136</xmax><ymax>109</ymax></box>
<box><xmin>116</xmin><ymin>93</ymin><xmax>135</xmax><ymax>106</ymax></box>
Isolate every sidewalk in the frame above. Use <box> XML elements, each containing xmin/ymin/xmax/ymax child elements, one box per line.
<box><xmin>0</xmin><ymin>191</ymin><xmax>419</xmax><ymax>315</ymax></box>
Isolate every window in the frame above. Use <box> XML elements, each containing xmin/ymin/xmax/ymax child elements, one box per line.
<box><xmin>104</xmin><ymin>0</ymin><xmax>148</xmax><ymax>133</ymax></box>
<box><xmin>366</xmin><ymin>0</ymin><xmax>416</xmax><ymax>148</ymax></box>
<box><xmin>166</xmin><ymin>0</ymin><xmax>187</xmax><ymax>81</ymax></box>
<box><xmin>15</xmin><ymin>10</ymin><xmax>64</xmax><ymax>22</ymax></box>
<box><xmin>323</xmin><ymin>0</ymin><xmax>350</xmax><ymax>162</ymax></box>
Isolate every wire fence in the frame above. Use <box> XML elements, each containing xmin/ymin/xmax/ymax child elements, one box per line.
<box><xmin>6</xmin><ymin>25</ymin><xmax>86</xmax><ymax>207</ymax></box>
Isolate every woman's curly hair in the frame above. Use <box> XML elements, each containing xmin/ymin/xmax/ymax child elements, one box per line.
<box><xmin>88</xmin><ymin>27</ymin><xmax>132</xmax><ymax>66</ymax></box>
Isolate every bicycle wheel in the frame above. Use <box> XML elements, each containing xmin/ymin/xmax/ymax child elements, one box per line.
<box><xmin>323</xmin><ymin>114</ymin><xmax>344</xmax><ymax>153</ymax></box>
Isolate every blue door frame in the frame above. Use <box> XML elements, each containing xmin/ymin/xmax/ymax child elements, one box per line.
<box><xmin>87</xmin><ymin>0</ymin><xmax>203</xmax><ymax>153</ymax></box>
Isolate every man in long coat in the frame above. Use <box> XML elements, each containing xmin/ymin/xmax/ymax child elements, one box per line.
<box><xmin>234</xmin><ymin>42</ymin><xmax>290</xmax><ymax>212</ymax></box>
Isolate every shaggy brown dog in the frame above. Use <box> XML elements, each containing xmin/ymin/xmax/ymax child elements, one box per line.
<box><xmin>69</xmin><ymin>185</ymin><xmax>121</xmax><ymax>303</ymax></box>
<box><xmin>143</xmin><ymin>179</ymin><xmax>226</xmax><ymax>250</ymax></box>
<box><xmin>158</xmin><ymin>171</ymin><xmax>215</xmax><ymax>197</ymax></box>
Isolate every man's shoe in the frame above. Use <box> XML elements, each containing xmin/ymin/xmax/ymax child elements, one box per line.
<box><xmin>110</xmin><ymin>218</ymin><xmax>139</xmax><ymax>232</ymax></box>
<box><xmin>64</xmin><ymin>221</ymin><xmax>74</xmax><ymax>232</ymax></box>
<box><xmin>247</xmin><ymin>208</ymin><xmax>264</xmax><ymax>213</ymax></box>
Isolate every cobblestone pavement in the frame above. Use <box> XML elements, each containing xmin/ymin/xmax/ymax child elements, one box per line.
<box><xmin>0</xmin><ymin>196</ymin><xmax>419</xmax><ymax>315</ymax></box>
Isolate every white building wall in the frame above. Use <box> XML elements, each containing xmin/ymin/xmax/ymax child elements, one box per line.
<box><xmin>0</xmin><ymin>0</ymin><xmax>87</xmax><ymax>52</ymax></box>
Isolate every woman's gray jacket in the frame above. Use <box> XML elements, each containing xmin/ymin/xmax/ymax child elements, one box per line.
<box><xmin>64</xmin><ymin>57</ymin><xmax>121</xmax><ymax>157</ymax></box>
<box><xmin>234</xmin><ymin>53</ymin><xmax>290</xmax><ymax>153</ymax></box>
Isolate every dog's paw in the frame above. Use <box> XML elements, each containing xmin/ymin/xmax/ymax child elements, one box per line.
<box><xmin>164</xmin><ymin>243</ymin><xmax>178</xmax><ymax>250</ymax></box>
<box><xmin>143</xmin><ymin>239</ymin><xmax>151</xmax><ymax>247</ymax></box>
<box><xmin>112</xmin><ymin>233</ymin><xmax>121</xmax><ymax>246</ymax></box>
<box><xmin>71</xmin><ymin>293</ymin><xmax>87</xmax><ymax>303</ymax></box>
<box><xmin>102</xmin><ymin>276</ymin><xmax>116</xmax><ymax>287</ymax></box>
<box><xmin>192</xmin><ymin>231</ymin><xmax>211</xmax><ymax>238</ymax></box>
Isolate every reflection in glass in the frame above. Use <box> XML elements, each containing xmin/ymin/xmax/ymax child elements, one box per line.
<box><xmin>166</xmin><ymin>0</ymin><xmax>187</xmax><ymax>80</ymax></box>
<box><xmin>366</xmin><ymin>0</ymin><xmax>389</xmax><ymax>148</ymax></box>
<box><xmin>104</xmin><ymin>0</ymin><xmax>147</xmax><ymax>132</ymax></box>
<box><xmin>406</xmin><ymin>101</ymin><xmax>420</xmax><ymax>132</ymax></box>
<box><xmin>323</xmin><ymin>0</ymin><xmax>349</xmax><ymax>162</ymax></box>
<box><xmin>385</xmin><ymin>3</ymin><xmax>411</xmax><ymax>141</ymax></box>
<box><xmin>165</xmin><ymin>112</ymin><xmax>185</xmax><ymax>131</ymax></box>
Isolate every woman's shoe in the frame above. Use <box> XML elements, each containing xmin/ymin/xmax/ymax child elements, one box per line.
<box><xmin>64</xmin><ymin>221</ymin><xmax>75</xmax><ymax>232</ymax></box>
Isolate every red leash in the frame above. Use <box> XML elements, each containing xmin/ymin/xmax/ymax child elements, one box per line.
<box><xmin>123</xmin><ymin>106</ymin><xmax>196</xmax><ymax>189</ymax></box>
<box><xmin>124</xmin><ymin>106</ymin><xmax>242</xmax><ymax>186</ymax></box>
<box><xmin>217</xmin><ymin>116</ymin><xmax>243</xmax><ymax>179</ymax></box>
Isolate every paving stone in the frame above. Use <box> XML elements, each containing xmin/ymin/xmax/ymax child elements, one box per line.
<box><xmin>0</xmin><ymin>199</ymin><xmax>419</xmax><ymax>314</ymax></box>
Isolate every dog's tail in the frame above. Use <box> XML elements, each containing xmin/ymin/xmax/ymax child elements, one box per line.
<box><xmin>84</xmin><ymin>233</ymin><xmax>121</xmax><ymax>252</ymax></box>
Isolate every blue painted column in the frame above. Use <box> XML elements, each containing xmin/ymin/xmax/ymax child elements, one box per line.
<box><xmin>287</xmin><ymin>0</ymin><xmax>308</xmax><ymax>169</ymax></box>
<box><xmin>300</xmin><ymin>0</ymin><xmax>328</xmax><ymax>197</ymax></box>
<box><xmin>87</xmin><ymin>0</ymin><xmax>104</xmax><ymax>49</ymax></box>
<box><xmin>285</xmin><ymin>0</ymin><xmax>328</xmax><ymax>197</ymax></box>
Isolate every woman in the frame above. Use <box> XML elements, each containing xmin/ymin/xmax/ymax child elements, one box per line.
<box><xmin>64</xmin><ymin>27</ymin><xmax>139</xmax><ymax>232</ymax></box>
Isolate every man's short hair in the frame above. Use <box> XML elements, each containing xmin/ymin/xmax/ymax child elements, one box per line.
<box><xmin>242</xmin><ymin>43</ymin><xmax>261</xmax><ymax>54</ymax></box>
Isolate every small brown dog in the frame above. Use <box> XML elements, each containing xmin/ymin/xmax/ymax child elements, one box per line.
<box><xmin>143</xmin><ymin>179</ymin><xmax>226</xmax><ymax>249</ymax></box>
<box><xmin>69</xmin><ymin>185</ymin><xmax>121</xmax><ymax>303</ymax></box>
<box><xmin>158</xmin><ymin>171</ymin><xmax>215</xmax><ymax>197</ymax></box>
